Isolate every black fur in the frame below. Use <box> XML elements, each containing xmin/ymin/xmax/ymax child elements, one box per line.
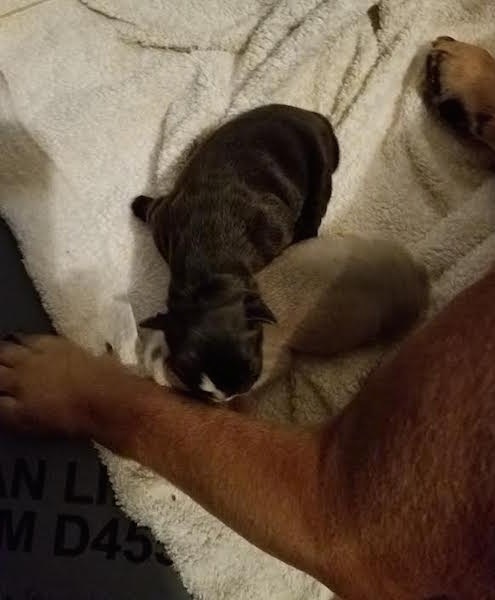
<box><xmin>135</xmin><ymin>104</ymin><xmax>339</xmax><ymax>399</ymax></box>
<box><xmin>132</xmin><ymin>195</ymin><xmax>154</xmax><ymax>222</ymax></box>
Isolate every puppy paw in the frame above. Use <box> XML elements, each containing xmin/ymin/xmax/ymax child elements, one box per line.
<box><xmin>424</xmin><ymin>37</ymin><xmax>495</xmax><ymax>148</ymax></box>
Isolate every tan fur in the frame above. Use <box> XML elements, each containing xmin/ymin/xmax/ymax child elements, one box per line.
<box><xmin>426</xmin><ymin>36</ymin><xmax>495</xmax><ymax>150</ymax></box>
<box><xmin>252</xmin><ymin>235</ymin><xmax>428</xmax><ymax>394</ymax></box>
<box><xmin>258</xmin><ymin>235</ymin><xmax>427</xmax><ymax>357</ymax></box>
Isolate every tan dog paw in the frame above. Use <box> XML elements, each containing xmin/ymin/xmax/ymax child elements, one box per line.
<box><xmin>425</xmin><ymin>37</ymin><xmax>495</xmax><ymax>150</ymax></box>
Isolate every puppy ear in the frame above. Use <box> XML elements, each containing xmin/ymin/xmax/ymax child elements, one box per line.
<box><xmin>139</xmin><ymin>312</ymin><xmax>170</xmax><ymax>331</ymax></box>
<box><xmin>245</xmin><ymin>295</ymin><xmax>277</xmax><ymax>324</ymax></box>
<box><xmin>131</xmin><ymin>195</ymin><xmax>154</xmax><ymax>223</ymax></box>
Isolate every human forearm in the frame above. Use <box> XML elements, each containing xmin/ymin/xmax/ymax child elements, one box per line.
<box><xmin>0</xmin><ymin>335</ymin><xmax>343</xmax><ymax>588</ymax></box>
<box><xmin>99</xmin><ymin>386</ymin><xmax>336</xmax><ymax>585</ymax></box>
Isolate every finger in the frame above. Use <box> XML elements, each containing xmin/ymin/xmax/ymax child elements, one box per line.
<box><xmin>0</xmin><ymin>341</ymin><xmax>29</xmax><ymax>366</ymax></box>
<box><xmin>20</xmin><ymin>334</ymin><xmax>58</xmax><ymax>351</ymax></box>
<box><xmin>0</xmin><ymin>365</ymin><xmax>18</xmax><ymax>395</ymax></box>
<box><xmin>3</xmin><ymin>333</ymin><xmax>25</xmax><ymax>344</ymax></box>
<box><xmin>0</xmin><ymin>396</ymin><xmax>21</xmax><ymax>430</ymax></box>
<box><xmin>1</xmin><ymin>333</ymin><xmax>55</xmax><ymax>353</ymax></box>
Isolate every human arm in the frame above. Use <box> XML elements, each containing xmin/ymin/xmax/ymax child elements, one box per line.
<box><xmin>0</xmin><ymin>336</ymin><xmax>344</xmax><ymax>589</ymax></box>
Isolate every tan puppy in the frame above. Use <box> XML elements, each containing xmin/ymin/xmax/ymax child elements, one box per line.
<box><xmin>425</xmin><ymin>36</ymin><xmax>495</xmax><ymax>151</ymax></box>
<box><xmin>259</xmin><ymin>235</ymin><xmax>427</xmax><ymax>356</ymax></box>
<box><xmin>255</xmin><ymin>235</ymin><xmax>428</xmax><ymax>390</ymax></box>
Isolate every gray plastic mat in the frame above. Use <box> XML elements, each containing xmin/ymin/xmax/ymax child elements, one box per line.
<box><xmin>0</xmin><ymin>218</ymin><xmax>190</xmax><ymax>600</ymax></box>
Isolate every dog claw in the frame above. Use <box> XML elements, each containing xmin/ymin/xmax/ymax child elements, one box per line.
<box><xmin>433</xmin><ymin>36</ymin><xmax>455</xmax><ymax>48</ymax></box>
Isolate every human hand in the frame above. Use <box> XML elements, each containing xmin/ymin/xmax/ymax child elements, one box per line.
<box><xmin>0</xmin><ymin>334</ymin><xmax>154</xmax><ymax>445</ymax></box>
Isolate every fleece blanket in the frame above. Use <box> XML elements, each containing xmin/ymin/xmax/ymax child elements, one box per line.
<box><xmin>1</xmin><ymin>0</ymin><xmax>495</xmax><ymax>598</ymax></box>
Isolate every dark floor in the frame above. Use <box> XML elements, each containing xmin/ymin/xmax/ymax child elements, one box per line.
<box><xmin>0</xmin><ymin>218</ymin><xmax>191</xmax><ymax>599</ymax></box>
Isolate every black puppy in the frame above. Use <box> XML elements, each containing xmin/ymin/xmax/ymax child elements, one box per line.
<box><xmin>133</xmin><ymin>104</ymin><xmax>339</xmax><ymax>401</ymax></box>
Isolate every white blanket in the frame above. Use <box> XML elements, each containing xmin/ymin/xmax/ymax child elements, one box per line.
<box><xmin>1</xmin><ymin>0</ymin><xmax>495</xmax><ymax>598</ymax></box>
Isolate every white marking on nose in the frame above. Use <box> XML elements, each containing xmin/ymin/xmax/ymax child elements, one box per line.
<box><xmin>142</xmin><ymin>330</ymin><xmax>169</xmax><ymax>386</ymax></box>
<box><xmin>199</xmin><ymin>374</ymin><xmax>230</xmax><ymax>402</ymax></box>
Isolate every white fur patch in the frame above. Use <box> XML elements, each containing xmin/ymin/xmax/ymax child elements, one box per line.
<box><xmin>141</xmin><ymin>329</ymin><xmax>169</xmax><ymax>386</ymax></box>
<box><xmin>200</xmin><ymin>374</ymin><xmax>232</xmax><ymax>403</ymax></box>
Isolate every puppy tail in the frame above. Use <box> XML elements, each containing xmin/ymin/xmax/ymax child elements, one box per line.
<box><xmin>131</xmin><ymin>195</ymin><xmax>154</xmax><ymax>223</ymax></box>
